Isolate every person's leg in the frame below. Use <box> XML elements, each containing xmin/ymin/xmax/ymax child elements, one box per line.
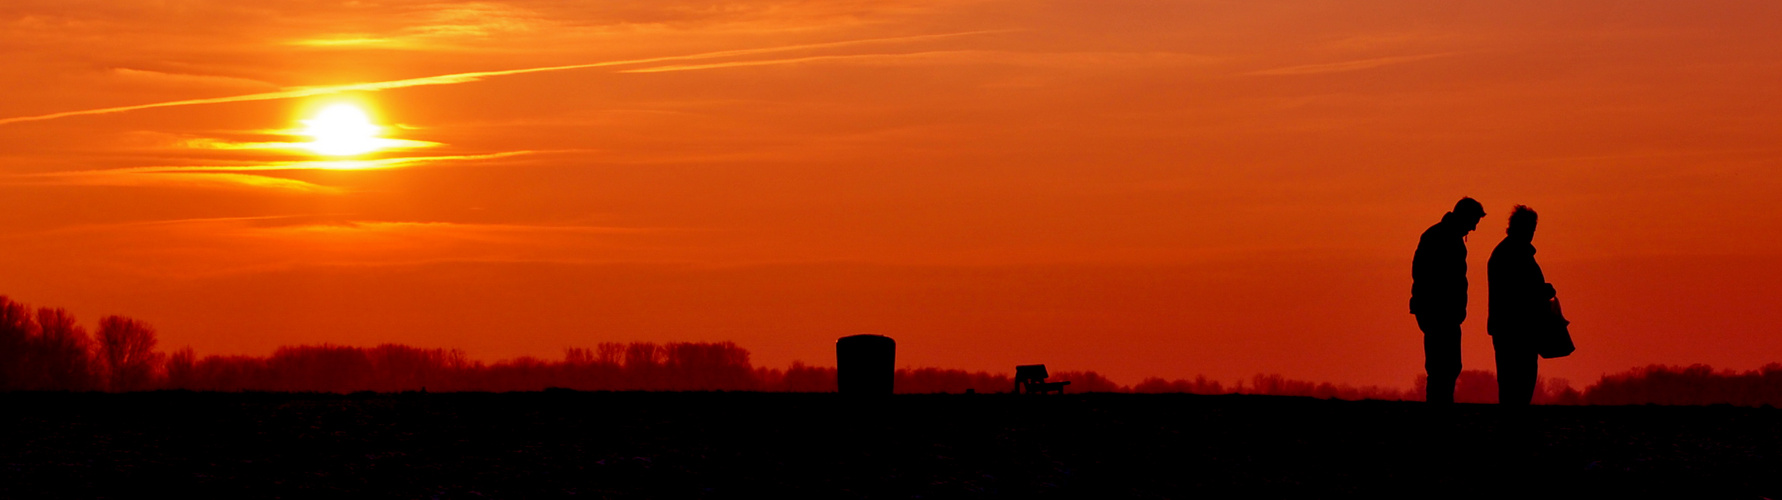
<box><xmin>1518</xmin><ymin>340</ymin><xmax>1539</xmax><ymax>405</ymax></box>
<box><xmin>1418</xmin><ymin>315</ymin><xmax>1461</xmax><ymax>405</ymax></box>
<box><xmin>1493</xmin><ymin>334</ymin><xmax>1536</xmax><ymax>406</ymax></box>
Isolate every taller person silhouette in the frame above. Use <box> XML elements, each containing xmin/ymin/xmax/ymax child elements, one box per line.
<box><xmin>1411</xmin><ymin>198</ymin><xmax>1486</xmax><ymax>406</ymax></box>
<box><xmin>1488</xmin><ymin>206</ymin><xmax>1550</xmax><ymax>406</ymax></box>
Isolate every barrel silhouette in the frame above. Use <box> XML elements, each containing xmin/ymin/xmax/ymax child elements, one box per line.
<box><xmin>836</xmin><ymin>335</ymin><xmax>896</xmax><ymax>395</ymax></box>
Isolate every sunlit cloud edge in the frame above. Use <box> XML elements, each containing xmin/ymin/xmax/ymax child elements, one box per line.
<box><xmin>0</xmin><ymin>31</ymin><xmax>1009</xmax><ymax>127</ymax></box>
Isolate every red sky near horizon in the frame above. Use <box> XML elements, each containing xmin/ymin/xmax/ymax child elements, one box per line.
<box><xmin>1</xmin><ymin>0</ymin><xmax>1778</xmax><ymax>388</ymax></box>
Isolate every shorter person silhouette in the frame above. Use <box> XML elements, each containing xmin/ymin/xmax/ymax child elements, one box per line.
<box><xmin>1488</xmin><ymin>205</ymin><xmax>1551</xmax><ymax>406</ymax></box>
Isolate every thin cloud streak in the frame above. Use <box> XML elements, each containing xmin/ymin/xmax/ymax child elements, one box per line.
<box><xmin>0</xmin><ymin>215</ymin><xmax>684</xmax><ymax>279</ymax></box>
<box><xmin>620</xmin><ymin>51</ymin><xmax>967</xmax><ymax>73</ymax></box>
<box><xmin>1247</xmin><ymin>53</ymin><xmax>1454</xmax><ymax>76</ymax></box>
<box><xmin>625</xmin><ymin>50</ymin><xmax>1221</xmax><ymax>73</ymax></box>
<box><xmin>10</xmin><ymin>215</ymin><xmax>659</xmax><ymax>239</ymax></box>
<box><xmin>190</xmin><ymin>137</ymin><xmax>442</xmax><ymax>153</ymax></box>
<box><xmin>0</xmin><ymin>31</ymin><xmax>1008</xmax><ymax>127</ymax></box>
<box><xmin>23</xmin><ymin>172</ymin><xmax>340</xmax><ymax>193</ymax></box>
<box><xmin>53</xmin><ymin>151</ymin><xmax>535</xmax><ymax>175</ymax></box>
<box><xmin>11</xmin><ymin>151</ymin><xmax>536</xmax><ymax>192</ymax></box>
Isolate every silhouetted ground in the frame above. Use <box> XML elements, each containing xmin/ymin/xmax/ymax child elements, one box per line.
<box><xmin>2</xmin><ymin>392</ymin><xmax>1777</xmax><ymax>499</ymax></box>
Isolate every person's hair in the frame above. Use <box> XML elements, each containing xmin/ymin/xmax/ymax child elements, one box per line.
<box><xmin>1453</xmin><ymin>197</ymin><xmax>1484</xmax><ymax>216</ymax></box>
<box><xmin>1507</xmin><ymin>205</ymin><xmax>1538</xmax><ymax>233</ymax></box>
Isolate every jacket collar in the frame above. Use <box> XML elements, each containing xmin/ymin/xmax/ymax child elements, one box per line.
<box><xmin>1437</xmin><ymin>212</ymin><xmax>1470</xmax><ymax>238</ymax></box>
<box><xmin>1500</xmin><ymin>237</ymin><xmax>1537</xmax><ymax>255</ymax></box>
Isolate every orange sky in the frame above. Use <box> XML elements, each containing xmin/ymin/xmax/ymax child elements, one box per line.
<box><xmin>1</xmin><ymin>1</ymin><xmax>1779</xmax><ymax>387</ymax></box>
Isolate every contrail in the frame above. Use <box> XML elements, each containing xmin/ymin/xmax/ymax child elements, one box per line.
<box><xmin>620</xmin><ymin>51</ymin><xmax>963</xmax><ymax>74</ymax></box>
<box><xmin>0</xmin><ymin>31</ymin><xmax>1005</xmax><ymax>127</ymax></box>
<box><xmin>1246</xmin><ymin>53</ymin><xmax>1454</xmax><ymax>76</ymax></box>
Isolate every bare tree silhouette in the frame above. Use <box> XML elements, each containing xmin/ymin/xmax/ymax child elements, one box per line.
<box><xmin>0</xmin><ymin>296</ymin><xmax>36</xmax><ymax>390</ymax></box>
<box><xmin>164</xmin><ymin>346</ymin><xmax>198</xmax><ymax>389</ymax></box>
<box><xmin>33</xmin><ymin>308</ymin><xmax>98</xmax><ymax>390</ymax></box>
<box><xmin>96</xmin><ymin>315</ymin><xmax>161</xmax><ymax>391</ymax></box>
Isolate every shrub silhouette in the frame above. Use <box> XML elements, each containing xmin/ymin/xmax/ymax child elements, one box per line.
<box><xmin>1583</xmin><ymin>364</ymin><xmax>1782</xmax><ymax>406</ymax></box>
<box><xmin>1132</xmin><ymin>375</ymin><xmax>1225</xmax><ymax>394</ymax></box>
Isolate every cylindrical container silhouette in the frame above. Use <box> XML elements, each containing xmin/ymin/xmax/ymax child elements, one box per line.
<box><xmin>836</xmin><ymin>334</ymin><xmax>896</xmax><ymax>395</ymax></box>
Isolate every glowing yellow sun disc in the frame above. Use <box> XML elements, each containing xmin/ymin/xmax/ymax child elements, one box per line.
<box><xmin>301</xmin><ymin>104</ymin><xmax>384</xmax><ymax>156</ymax></box>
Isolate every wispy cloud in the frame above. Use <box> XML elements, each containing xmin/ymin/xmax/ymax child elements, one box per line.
<box><xmin>1247</xmin><ymin>53</ymin><xmax>1453</xmax><ymax>76</ymax></box>
<box><xmin>0</xmin><ymin>215</ymin><xmax>684</xmax><ymax>278</ymax></box>
<box><xmin>21</xmin><ymin>171</ymin><xmax>339</xmax><ymax>193</ymax></box>
<box><xmin>10</xmin><ymin>151</ymin><xmax>537</xmax><ymax>192</ymax></box>
<box><xmin>20</xmin><ymin>214</ymin><xmax>658</xmax><ymax>238</ymax></box>
<box><xmin>620</xmin><ymin>51</ymin><xmax>965</xmax><ymax>73</ymax></box>
<box><xmin>289</xmin><ymin>37</ymin><xmax>390</xmax><ymax>47</ymax></box>
<box><xmin>57</xmin><ymin>151</ymin><xmax>534</xmax><ymax>174</ymax></box>
<box><xmin>622</xmin><ymin>49</ymin><xmax>1218</xmax><ymax>73</ymax></box>
<box><xmin>186</xmin><ymin>137</ymin><xmax>442</xmax><ymax>154</ymax></box>
<box><xmin>111</xmin><ymin>68</ymin><xmax>279</xmax><ymax>90</ymax></box>
<box><xmin>0</xmin><ymin>31</ymin><xmax>1005</xmax><ymax>127</ymax></box>
<box><xmin>287</xmin><ymin>2</ymin><xmax>547</xmax><ymax>48</ymax></box>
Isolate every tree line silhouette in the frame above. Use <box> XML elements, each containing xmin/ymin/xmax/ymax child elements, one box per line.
<box><xmin>3</xmin><ymin>296</ymin><xmax>1780</xmax><ymax>404</ymax></box>
<box><xmin>0</xmin><ymin>298</ymin><xmax>161</xmax><ymax>392</ymax></box>
<box><xmin>1582</xmin><ymin>363</ymin><xmax>1782</xmax><ymax>406</ymax></box>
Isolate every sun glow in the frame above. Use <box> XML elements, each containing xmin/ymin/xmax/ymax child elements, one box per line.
<box><xmin>300</xmin><ymin>104</ymin><xmax>387</xmax><ymax>156</ymax></box>
<box><xmin>181</xmin><ymin>101</ymin><xmax>440</xmax><ymax>164</ymax></box>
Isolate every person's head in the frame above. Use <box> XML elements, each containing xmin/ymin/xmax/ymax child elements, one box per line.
<box><xmin>1507</xmin><ymin>205</ymin><xmax>1538</xmax><ymax>240</ymax></box>
<box><xmin>1451</xmin><ymin>197</ymin><xmax>1486</xmax><ymax>233</ymax></box>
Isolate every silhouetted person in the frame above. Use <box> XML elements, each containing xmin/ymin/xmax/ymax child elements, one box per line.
<box><xmin>1411</xmin><ymin>197</ymin><xmax>1486</xmax><ymax>406</ymax></box>
<box><xmin>1488</xmin><ymin>206</ymin><xmax>1550</xmax><ymax>406</ymax></box>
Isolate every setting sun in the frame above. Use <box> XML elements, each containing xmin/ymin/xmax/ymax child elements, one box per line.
<box><xmin>300</xmin><ymin>104</ymin><xmax>385</xmax><ymax>156</ymax></box>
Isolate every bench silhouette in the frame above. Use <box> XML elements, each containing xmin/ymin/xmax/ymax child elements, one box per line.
<box><xmin>1015</xmin><ymin>364</ymin><xmax>1070</xmax><ymax>394</ymax></box>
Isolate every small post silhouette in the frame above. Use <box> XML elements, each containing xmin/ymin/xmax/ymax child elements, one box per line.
<box><xmin>836</xmin><ymin>335</ymin><xmax>895</xmax><ymax>395</ymax></box>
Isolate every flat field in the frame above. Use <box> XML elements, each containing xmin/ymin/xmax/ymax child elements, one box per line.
<box><xmin>2</xmin><ymin>392</ymin><xmax>1777</xmax><ymax>498</ymax></box>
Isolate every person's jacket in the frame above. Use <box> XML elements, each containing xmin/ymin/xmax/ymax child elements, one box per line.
<box><xmin>1487</xmin><ymin>236</ymin><xmax>1551</xmax><ymax>337</ymax></box>
<box><xmin>1411</xmin><ymin>214</ymin><xmax>1469</xmax><ymax>321</ymax></box>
